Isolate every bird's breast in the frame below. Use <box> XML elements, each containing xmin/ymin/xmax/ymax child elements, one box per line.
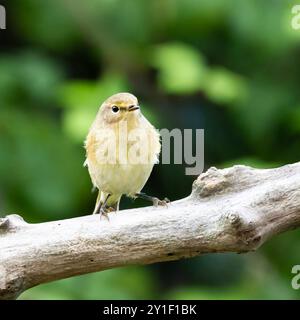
<box><xmin>85</xmin><ymin>115</ymin><xmax>160</xmax><ymax>195</ymax></box>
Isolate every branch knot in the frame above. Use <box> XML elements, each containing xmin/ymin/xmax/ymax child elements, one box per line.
<box><xmin>192</xmin><ymin>167</ymin><xmax>229</xmax><ymax>198</ymax></box>
<box><xmin>223</xmin><ymin>212</ymin><xmax>242</xmax><ymax>228</ymax></box>
<box><xmin>0</xmin><ymin>214</ymin><xmax>27</xmax><ymax>234</ymax></box>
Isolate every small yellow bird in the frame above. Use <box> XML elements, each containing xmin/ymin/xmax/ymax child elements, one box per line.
<box><xmin>84</xmin><ymin>92</ymin><xmax>168</xmax><ymax>218</ymax></box>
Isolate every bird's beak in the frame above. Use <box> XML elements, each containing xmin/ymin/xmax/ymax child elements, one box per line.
<box><xmin>128</xmin><ymin>105</ymin><xmax>140</xmax><ymax>112</ymax></box>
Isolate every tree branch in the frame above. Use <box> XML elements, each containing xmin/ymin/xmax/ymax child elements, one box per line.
<box><xmin>1</xmin><ymin>162</ymin><xmax>300</xmax><ymax>299</ymax></box>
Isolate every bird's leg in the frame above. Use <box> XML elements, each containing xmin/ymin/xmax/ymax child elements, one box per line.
<box><xmin>105</xmin><ymin>198</ymin><xmax>120</xmax><ymax>214</ymax></box>
<box><xmin>92</xmin><ymin>192</ymin><xmax>101</xmax><ymax>215</ymax></box>
<box><xmin>135</xmin><ymin>192</ymin><xmax>170</xmax><ymax>207</ymax></box>
<box><xmin>99</xmin><ymin>193</ymin><xmax>111</xmax><ymax>221</ymax></box>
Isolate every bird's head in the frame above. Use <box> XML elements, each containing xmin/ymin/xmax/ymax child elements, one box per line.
<box><xmin>98</xmin><ymin>92</ymin><xmax>140</xmax><ymax>124</ymax></box>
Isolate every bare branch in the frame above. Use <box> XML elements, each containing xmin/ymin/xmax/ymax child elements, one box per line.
<box><xmin>1</xmin><ymin>162</ymin><xmax>300</xmax><ymax>299</ymax></box>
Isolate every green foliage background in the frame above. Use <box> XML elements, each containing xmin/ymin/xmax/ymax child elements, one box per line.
<box><xmin>1</xmin><ymin>0</ymin><xmax>300</xmax><ymax>299</ymax></box>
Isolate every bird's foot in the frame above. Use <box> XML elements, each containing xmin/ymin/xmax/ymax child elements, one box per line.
<box><xmin>152</xmin><ymin>197</ymin><xmax>170</xmax><ymax>207</ymax></box>
<box><xmin>134</xmin><ymin>192</ymin><xmax>170</xmax><ymax>207</ymax></box>
<box><xmin>99</xmin><ymin>207</ymin><xmax>110</xmax><ymax>221</ymax></box>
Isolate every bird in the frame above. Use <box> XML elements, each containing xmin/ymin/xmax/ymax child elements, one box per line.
<box><xmin>84</xmin><ymin>92</ymin><xmax>169</xmax><ymax>219</ymax></box>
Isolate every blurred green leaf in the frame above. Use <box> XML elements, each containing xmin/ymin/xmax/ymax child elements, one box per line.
<box><xmin>0</xmin><ymin>109</ymin><xmax>89</xmax><ymax>221</ymax></box>
<box><xmin>0</xmin><ymin>52</ymin><xmax>63</xmax><ymax>107</ymax></box>
<box><xmin>14</xmin><ymin>0</ymin><xmax>79</xmax><ymax>50</ymax></box>
<box><xmin>204</xmin><ymin>67</ymin><xmax>248</xmax><ymax>105</ymax></box>
<box><xmin>288</xmin><ymin>106</ymin><xmax>300</xmax><ymax>134</ymax></box>
<box><xmin>59</xmin><ymin>73</ymin><xmax>129</xmax><ymax>142</ymax></box>
<box><xmin>151</xmin><ymin>43</ymin><xmax>207</xmax><ymax>94</ymax></box>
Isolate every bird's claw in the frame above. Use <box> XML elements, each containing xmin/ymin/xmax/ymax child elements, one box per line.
<box><xmin>99</xmin><ymin>208</ymin><xmax>110</xmax><ymax>221</ymax></box>
<box><xmin>153</xmin><ymin>197</ymin><xmax>170</xmax><ymax>207</ymax></box>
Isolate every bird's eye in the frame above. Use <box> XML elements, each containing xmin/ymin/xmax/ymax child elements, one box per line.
<box><xmin>111</xmin><ymin>106</ymin><xmax>119</xmax><ymax>113</ymax></box>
